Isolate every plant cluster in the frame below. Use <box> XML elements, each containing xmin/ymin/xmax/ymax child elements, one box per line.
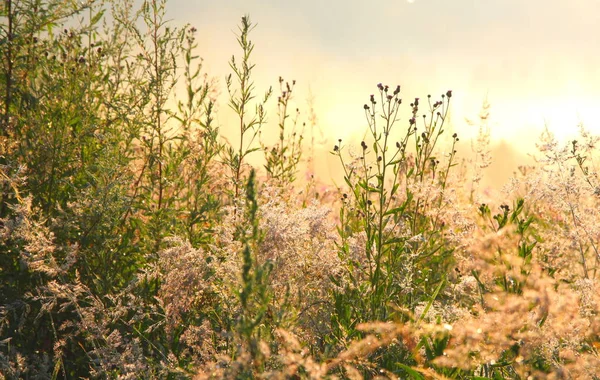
<box><xmin>1</xmin><ymin>1</ymin><xmax>600</xmax><ymax>379</ymax></box>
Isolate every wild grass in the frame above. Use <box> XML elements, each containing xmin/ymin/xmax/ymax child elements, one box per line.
<box><xmin>1</xmin><ymin>0</ymin><xmax>600</xmax><ymax>378</ymax></box>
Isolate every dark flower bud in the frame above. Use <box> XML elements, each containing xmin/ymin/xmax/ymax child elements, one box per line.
<box><xmin>364</xmin><ymin>104</ymin><xmax>369</xmax><ymax>110</ymax></box>
<box><xmin>384</xmin><ymin>85</ymin><xmax>389</xmax><ymax>92</ymax></box>
<box><xmin>370</xmin><ymin>94</ymin><xmax>375</xmax><ymax>103</ymax></box>
<box><xmin>452</xmin><ymin>133</ymin><xmax>458</xmax><ymax>139</ymax></box>
<box><xmin>361</xmin><ymin>141</ymin><xmax>367</xmax><ymax>150</ymax></box>
<box><xmin>333</xmin><ymin>145</ymin><xmax>339</xmax><ymax>152</ymax></box>
<box><xmin>394</xmin><ymin>85</ymin><xmax>400</xmax><ymax>95</ymax></box>
<box><xmin>446</xmin><ymin>90</ymin><xmax>452</xmax><ymax>98</ymax></box>
<box><xmin>414</xmin><ymin>98</ymin><xmax>419</xmax><ymax>106</ymax></box>
<box><xmin>367</xmin><ymin>200</ymin><xmax>373</xmax><ymax>206</ymax></box>
<box><xmin>377</xmin><ymin>83</ymin><xmax>384</xmax><ymax>91</ymax></box>
<box><xmin>396</xmin><ymin>142</ymin><xmax>400</xmax><ymax>148</ymax></box>
<box><xmin>386</xmin><ymin>95</ymin><xmax>393</xmax><ymax>101</ymax></box>
<box><xmin>409</xmin><ymin>117</ymin><xmax>416</xmax><ymax>125</ymax></box>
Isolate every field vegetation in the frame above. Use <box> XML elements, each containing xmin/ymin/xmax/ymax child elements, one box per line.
<box><xmin>1</xmin><ymin>0</ymin><xmax>600</xmax><ymax>378</ymax></box>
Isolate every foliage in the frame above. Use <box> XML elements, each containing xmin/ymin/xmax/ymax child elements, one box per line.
<box><xmin>1</xmin><ymin>1</ymin><xmax>600</xmax><ymax>379</ymax></box>
<box><xmin>262</xmin><ymin>76</ymin><xmax>304</xmax><ymax>188</ymax></box>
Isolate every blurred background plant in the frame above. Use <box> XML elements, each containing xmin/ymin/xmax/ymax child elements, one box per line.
<box><xmin>261</xmin><ymin>76</ymin><xmax>304</xmax><ymax>189</ymax></box>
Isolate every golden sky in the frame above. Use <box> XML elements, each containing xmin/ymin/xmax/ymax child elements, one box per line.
<box><xmin>165</xmin><ymin>0</ymin><xmax>600</xmax><ymax>184</ymax></box>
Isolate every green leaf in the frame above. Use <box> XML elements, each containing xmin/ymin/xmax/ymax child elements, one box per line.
<box><xmin>383</xmin><ymin>237</ymin><xmax>406</xmax><ymax>246</ymax></box>
<box><xmin>90</xmin><ymin>9</ymin><xmax>106</xmax><ymax>26</ymax></box>
<box><xmin>417</xmin><ymin>277</ymin><xmax>445</xmax><ymax>323</ymax></box>
<box><xmin>384</xmin><ymin>205</ymin><xmax>407</xmax><ymax>216</ymax></box>
<box><xmin>395</xmin><ymin>363</ymin><xmax>425</xmax><ymax>379</ymax></box>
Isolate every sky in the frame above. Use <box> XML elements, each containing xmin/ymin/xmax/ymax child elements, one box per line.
<box><xmin>164</xmin><ymin>0</ymin><xmax>600</xmax><ymax>185</ymax></box>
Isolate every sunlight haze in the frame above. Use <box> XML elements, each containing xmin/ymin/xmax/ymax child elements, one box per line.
<box><xmin>167</xmin><ymin>0</ymin><xmax>600</xmax><ymax>183</ymax></box>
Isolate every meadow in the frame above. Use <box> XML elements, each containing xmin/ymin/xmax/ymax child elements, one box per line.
<box><xmin>1</xmin><ymin>0</ymin><xmax>600</xmax><ymax>378</ymax></box>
